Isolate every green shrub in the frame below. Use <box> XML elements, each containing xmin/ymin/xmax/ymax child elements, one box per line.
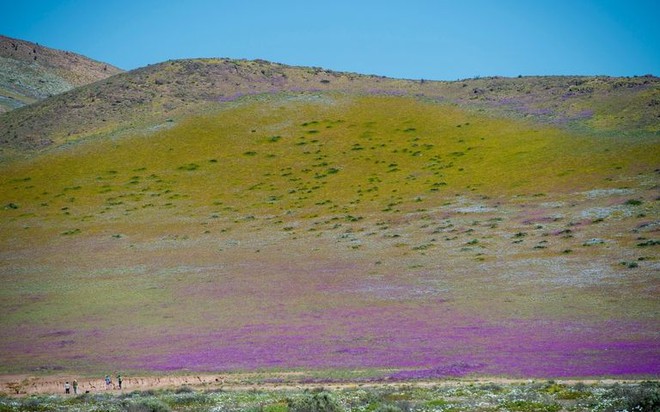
<box><xmin>425</xmin><ymin>398</ymin><xmax>450</xmax><ymax>407</ymax></box>
<box><xmin>174</xmin><ymin>386</ymin><xmax>194</xmax><ymax>394</ymax></box>
<box><xmin>501</xmin><ymin>399</ymin><xmax>561</xmax><ymax>412</ymax></box>
<box><xmin>555</xmin><ymin>389</ymin><xmax>589</xmax><ymax>400</ymax></box>
<box><xmin>167</xmin><ymin>390</ymin><xmax>211</xmax><ymax>407</ymax></box>
<box><xmin>374</xmin><ymin>405</ymin><xmax>403</xmax><ymax>412</ymax></box>
<box><xmin>177</xmin><ymin>163</ymin><xmax>199</xmax><ymax>171</ymax></box>
<box><xmin>261</xmin><ymin>403</ymin><xmax>290</xmax><ymax>412</ymax></box>
<box><xmin>288</xmin><ymin>391</ymin><xmax>343</xmax><ymax>412</ymax></box>
<box><xmin>609</xmin><ymin>382</ymin><xmax>660</xmax><ymax>412</ymax></box>
<box><xmin>124</xmin><ymin>397</ymin><xmax>171</xmax><ymax>412</ymax></box>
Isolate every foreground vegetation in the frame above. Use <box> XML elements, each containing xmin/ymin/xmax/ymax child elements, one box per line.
<box><xmin>1</xmin><ymin>380</ymin><xmax>658</xmax><ymax>412</ymax></box>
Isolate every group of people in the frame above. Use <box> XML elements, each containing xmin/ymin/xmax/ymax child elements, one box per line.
<box><xmin>104</xmin><ymin>374</ymin><xmax>123</xmax><ymax>390</ymax></box>
<box><xmin>63</xmin><ymin>379</ymin><xmax>77</xmax><ymax>395</ymax></box>
<box><xmin>64</xmin><ymin>374</ymin><xmax>123</xmax><ymax>394</ymax></box>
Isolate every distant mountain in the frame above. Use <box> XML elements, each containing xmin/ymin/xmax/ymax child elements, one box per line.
<box><xmin>0</xmin><ymin>34</ymin><xmax>122</xmax><ymax>113</ymax></box>
<box><xmin>0</xmin><ymin>57</ymin><xmax>657</xmax><ymax>157</ymax></box>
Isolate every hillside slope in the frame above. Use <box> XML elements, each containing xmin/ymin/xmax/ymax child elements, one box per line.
<box><xmin>0</xmin><ymin>92</ymin><xmax>658</xmax><ymax>376</ymax></box>
<box><xmin>0</xmin><ymin>58</ymin><xmax>658</xmax><ymax>158</ymax></box>
<box><xmin>0</xmin><ymin>35</ymin><xmax>122</xmax><ymax>114</ymax></box>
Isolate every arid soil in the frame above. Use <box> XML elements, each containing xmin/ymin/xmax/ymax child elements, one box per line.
<box><xmin>0</xmin><ymin>371</ymin><xmax>645</xmax><ymax>396</ymax></box>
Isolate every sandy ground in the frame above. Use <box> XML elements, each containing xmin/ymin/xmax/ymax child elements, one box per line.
<box><xmin>0</xmin><ymin>372</ymin><xmax>647</xmax><ymax>396</ymax></box>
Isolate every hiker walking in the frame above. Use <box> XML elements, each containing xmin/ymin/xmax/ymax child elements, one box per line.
<box><xmin>64</xmin><ymin>381</ymin><xmax>70</xmax><ymax>394</ymax></box>
<box><xmin>105</xmin><ymin>375</ymin><xmax>112</xmax><ymax>390</ymax></box>
<box><xmin>72</xmin><ymin>379</ymin><xmax>78</xmax><ymax>395</ymax></box>
<box><xmin>117</xmin><ymin>374</ymin><xmax>123</xmax><ymax>389</ymax></box>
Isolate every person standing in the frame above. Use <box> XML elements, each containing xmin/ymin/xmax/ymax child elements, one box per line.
<box><xmin>72</xmin><ymin>379</ymin><xmax>78</xmax><ymax>395</ymax></box>
<box><xmin>105</xmin><ymin>375</ymin><xmax>112</xmax><ymax>390</ymax></box>
<box><xmin>117</xmin><ymin>374</ymin><xmax>123</xmax><ymax>389</ymax></box>
<box><xmin>64</xmin><ymin>381</ymin><xmax>70</xmax><ymax>394</ymax></box>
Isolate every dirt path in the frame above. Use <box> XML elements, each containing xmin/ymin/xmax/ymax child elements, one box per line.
<box><xmin>0</xmin><ymin>372</ymin><xmax>645</xmax><ymax>396</ymax></box>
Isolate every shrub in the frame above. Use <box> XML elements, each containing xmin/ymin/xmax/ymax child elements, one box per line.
<box><xmin>625</xmin><ymin>199</ymin><xmax>643</xmax><ymax>206</ymax></box>
<box><xmin>20</xmin><ymin>397</ymin><xmax>50</xmax><ymax>411</ymax></box>
<box><xmin>261</xmin><ymin>403</ymin><xmax>290</xmax><ymax>412</ymax></box>
<box><xmin>177</xmin><ymin>163</ymin><xmax>199</xmax><ymax>171</ymax></box>
<box><xmin>609</xmin><ymin>382</ymin><xmax>660</xmax><ymax>412</ymax></box>
<box><xmin>288</xmin><ymin>391</ymin><xmax>343</xmax><ymax>412</ymax></box>
<box><xmin>175</xmin><ymin>386</ymin><xmax>194</xmax><ymax>394</ymax></box>
<box><xmin>168</xmin><ymin>391</ymin><xmax>211</xmax><ymax>407</ymax></box>
<box><xmin>501</xmin><ymin>399</ymin><xmax>561</xmax><ymax>412</ymax></box>
<box><xmin>124</xmin><ymin>397</ymin><xmax>172</xmax><ymax>412</ymax></box>
<box><xmin>374</xmin><ymin>405</ymin><xmax>403</xmax><ymax>412</ymax></box>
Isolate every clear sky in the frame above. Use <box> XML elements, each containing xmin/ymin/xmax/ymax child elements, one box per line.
<box><xmin>2</xmin><ymin>0</ymin><xmax>659</xmax><ymax>80</ymax></box>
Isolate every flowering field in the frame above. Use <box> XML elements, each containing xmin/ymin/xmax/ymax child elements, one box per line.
<box><xmin>0</xmin><ymin>94</ymin><xmax>658</xmax><ymax>379</ymax></box>
<box><xmin>1</xmin><ymin>380</ymin><xmax>658</xmax><ymax>411</ymax></box>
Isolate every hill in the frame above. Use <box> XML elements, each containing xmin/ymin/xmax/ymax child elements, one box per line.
<box><xmin>0</xmin><ymin>35</ymin><xmax>122</xmax><ymax>114</ymax></box>
<box><xmin>0</xmin><ymin>58</ymin><xmax>658</xmax><ymax>378</ymax></box>
<box><xmin>0</xmin><ymin>58</ymin><xmax>658</xmax><ymax>158</ymax></box>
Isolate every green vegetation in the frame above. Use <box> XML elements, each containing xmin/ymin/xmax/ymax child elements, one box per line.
<box><xmin>0</xmin><ymin>90</ymin><xmax>658</xmax><ymax>378</ymax></box>
<box><xmin>0</xmin><ymin>381</ymin><xmax>657</xmax><ymax>412</ymax></box>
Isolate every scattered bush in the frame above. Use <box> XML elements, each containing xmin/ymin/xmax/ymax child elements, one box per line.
<box><xmin>374</xmin><ymin>404</ymin><xmax>403</xmax><ymax>412</ymax></box>
<box><xmin>175</xmin><ymin>386</ymin><xmax>194</xmax><ymax>394</ymax></box>
<box><xmin>124</xmin><ymin>397</ymin><xmax>172</xmax><ymax>412</ymax></box>
<box><xmin>1</xmin><ymin>381</ymin><xmax>659</xmax><ymax>411</ymax></box>
<box><xmin>288</xmin><ymin>391</ymin><xmax>343</xmax><ymax>412</ymax></box>
<box><xmin>607</xmin><ymin>382</ymin><xmax>660</xmax><ymax>412</ymax></box>
<box><xmin>177</xmin><ymin>163</ymin><xmax>200</xmax><ymax>171</ymax></box>
<box><xmin>501</xmin><ymin>399</ymin><xmax>561</xmax><ymax>412</ymax></box>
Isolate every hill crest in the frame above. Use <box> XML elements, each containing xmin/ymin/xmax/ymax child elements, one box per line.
<box><xmin>0</xmin><ymin>34</ymin><xmax>123</xmax><ymax>113</ymax></box>
<box><xmin>1</xmin><ymin>57</ymin><xmax>658</xmax><ymax>159</ymax></box>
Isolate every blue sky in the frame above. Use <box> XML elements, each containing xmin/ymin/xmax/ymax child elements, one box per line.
<box><xmin>2</xmin><ymin>0</ymin><xmax>659</xmax><ymax>80</ymax></box>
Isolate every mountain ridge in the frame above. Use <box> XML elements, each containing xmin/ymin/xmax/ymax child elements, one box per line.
<box><xmin>1</xmin><ymin>57</ymin><xmax>658</xmax><ymax>160</ymax></box>
<box><xmin>0</xmin><ymin>34</ymin><xmax>123</xmax><ymax>114</ymax></box>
